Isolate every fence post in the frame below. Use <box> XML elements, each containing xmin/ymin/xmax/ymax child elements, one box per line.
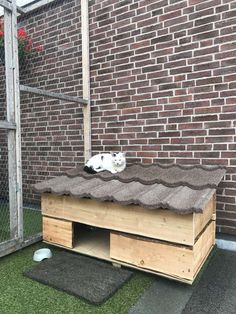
<box><xmin>4</xmin><ymin>0</ymin><xmax>23</xmax><ymax>241</ymax></box>
<box><xmin>81</xmin><ymin>0</ymin><xmax>91</xmax><ymax>162</ymax></box>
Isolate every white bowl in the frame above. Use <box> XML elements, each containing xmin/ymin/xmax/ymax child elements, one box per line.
<box><xmin>33</xmin><ymin>248</ymin><xmax>52</xmax><ymax>262</ymax></box>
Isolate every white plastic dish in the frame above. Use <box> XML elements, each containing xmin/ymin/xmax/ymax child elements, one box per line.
<box><xmin>33</xmin><ymin>248</ymin><xmax>52</xmax><ymax>262</ymax></box>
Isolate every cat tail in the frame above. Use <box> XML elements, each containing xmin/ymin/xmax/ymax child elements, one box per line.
<box><xmin>83</xmin><ymin>165</ymin><xmax>97</xmax><ymax>174</ymax></box>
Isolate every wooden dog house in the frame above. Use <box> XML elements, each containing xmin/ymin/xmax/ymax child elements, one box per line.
<box><xmin>34</xmin><ymin>163</ymin><xmax>226</xmax><ymax>284</ymax></box>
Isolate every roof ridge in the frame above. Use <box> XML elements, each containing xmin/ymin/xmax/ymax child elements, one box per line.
<box><xmin>126</xmin><ymin>163</ymin><xmax>227</xmax><ymax>171</ymax></box>
<box><xmin>65</xmin><ymin>165</ymin><xmax>226</xmax><ymax>190</ymax></box>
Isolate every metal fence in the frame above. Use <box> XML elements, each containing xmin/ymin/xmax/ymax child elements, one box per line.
<box><xmin>0</xmin><ymin>0</ymin><xmax>89</xmax><ymax>257</ymax></box>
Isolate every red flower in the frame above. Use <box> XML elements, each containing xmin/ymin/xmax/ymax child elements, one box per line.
<box><xmin>0</xmin><ymin>31</ymin><xmax>4</xmax><ymax>37</ymax></box>
<box><xmin>17</xmin><ymin>28</ymin><xmax>27</xmax><ymax>39</ymax></box>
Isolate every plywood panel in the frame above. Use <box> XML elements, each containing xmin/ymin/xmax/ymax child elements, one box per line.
<box><xmin>193</xmin><ymin>221</ymin><xmax>216</xmax><ymax>275</ymax></box>
<box><xmin>43</xmin><ymin>217</ymin><xmax>73</xmax><ymax>248</ymax></box>
<box><xmin>42</xmin><ymin>193</ymin><xmax>195</xmax><ymax>245</ymax></box>
<box><xmin>110</xmin><ymin>233</ymin><xmax>194</xmax><ymax>280</ymax></box>
<box><xmin>110</xmin><ymin>221</ymin><xmax>215</xmax><ymax>282</ymax></box>
<box><xmin>193</xmin><ymin>194</ymin><xmax>215</xmax><ymax>239</ymax></box>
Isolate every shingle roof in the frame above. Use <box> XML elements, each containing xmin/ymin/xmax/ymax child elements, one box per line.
<box><xmin>33</xmin><ymin>163</ymin><xmax>226</xmax><ymax>214</ymax></box>
<box><xmin>66</xmin><ymin>163</ymin><xmax>226</xmax><ymax>190</ymax></box>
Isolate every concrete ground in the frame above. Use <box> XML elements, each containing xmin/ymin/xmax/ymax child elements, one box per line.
<box><xmin>128</xmin><ymin>247</ymin><xmax>236</xmax><ymax>314</ymax></box>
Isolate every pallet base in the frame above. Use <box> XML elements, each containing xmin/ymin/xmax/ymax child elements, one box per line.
<box><xmin>43</xmin><ymin>222</ymin><xmax>215</xmax><ymax>284</ymax></box>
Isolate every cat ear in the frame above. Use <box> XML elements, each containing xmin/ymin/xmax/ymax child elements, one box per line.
<box><xmin>122</xmin><ymin>152</ymin><xmax>126</xmax><ymax>157</ymax></box>
<box><xmin>112</xmin><ymin>152</ymin><xmax>117</xmax><ymax>157</ymax></box>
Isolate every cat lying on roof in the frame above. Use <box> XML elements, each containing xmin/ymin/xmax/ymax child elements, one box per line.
<box><xmin>84</xmin><ymin>152</ymin><xmax>126</xmax><ymax>174</ymax></box>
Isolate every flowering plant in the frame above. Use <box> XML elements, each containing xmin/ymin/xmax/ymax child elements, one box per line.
<box><xmin>0</xmin><ymin>19</ymin><xmax>43</xmax><ymax>63</ymax></box>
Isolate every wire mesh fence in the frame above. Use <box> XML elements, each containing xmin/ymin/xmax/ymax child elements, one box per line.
<box><xmin>0</xmin><ymin>0</ymin><xmax>85</xmax><ymax>253</ymax></box>
<box><xmin>0</xmin><ymin>129</ymin><xmax>10</xmax><ymax>243</ymax></box>
<box><xmin>18</xmin><ymin>0</ymin><xmax>84</xmax><ymax>243</ymax></box>
<box><xmin>0</xmin><ymin>7</ymin><xmax>10</xmax><ymax>245</ymax></box>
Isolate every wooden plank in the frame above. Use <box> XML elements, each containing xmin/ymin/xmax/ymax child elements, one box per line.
<box><xmin>110</xmin><ymin>233</ymin><xmax>194</xmax><ymax>281</ymax></box>
<box><xmin>81</xmin><ymin>0</ymin><xmax>91</xmax><ymax>161</ymax></box>
<box><xmin>43</xmin><ymin>217</ymin><xmax>73</xmax><ymax>248</ymax></box>
<box><xmin>16</xmin><ymin>6</ymin><xmax>27</xmax><ymax>14</ymax></box>
<box><xmin>110</xmin><ymin>221</ymin><xmax>215</xmax><ymax>282</ymax></box>
<box><xmin>4</xmin><ymin>2</ymin><xmax>18</xmax><ymax>240</ymax></box>
<box><xmin>0</xmin><ymin>121</ymin><xmax>16</xmax><ymax>129</ymax></box>
<box><xmin>193</xmin><ymin>221</ymin><xmax>215</xmax><ymax>275</ymax></box>
<box><xmin>20</xmin><ymin>85</ymin><xmax>88</xmax><ymax>105</ymax></box>
<box><xmin>42</xmin><ymin>193</ymin><xmax>195</xmax><ymax>245</ymax></box>
<box><xmin>0</xmin><ymin>0</ymin><xmax>12</xmax><ymax>11</ymax></box>
<box><xmin>0</xmin><ymin>239</ymin><xmax>19</xmax><ymax>258</ymax></box>
<box><xmin>0</xmin><ymin>234</ymin><xmax>42</xmax><ymax>258</ymax></box>
<box><xmin>212</xmin><ymin>192</ymin><xmax>216</xmax><ymax>220</ymax></box>
<box><xmin>12</xmin><ymin>0</ymin><xmax>23</xmax><ymax>241</ymax></box>
<box><xmin>193</xmin><ymin>194</ymin><xmax>215</xmax><ymax>240</ymax></box>
<box><xmin>19</xmin><ymin>0</ymin><xmax>56</xmax><ymax>14</ymax></box>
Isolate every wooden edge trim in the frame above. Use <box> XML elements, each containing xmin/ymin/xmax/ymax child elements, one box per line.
<box><xmin>110</xmin><ymin>230</ymin><xmax>193</xmax><ymax>250</ymax></box>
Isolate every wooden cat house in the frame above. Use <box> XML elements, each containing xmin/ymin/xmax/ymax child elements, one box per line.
<box><xmin>34</xmin><ymin>163</ymin><xmax>226</xmax><ymax>284</ymax></box>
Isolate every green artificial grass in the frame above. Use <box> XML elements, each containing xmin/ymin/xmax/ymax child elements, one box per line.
<box><xmin>0</xmin><ymin>242</ymin><xmax>153</xmax><ymax>314</ymax></box>
<box><xmin>0</xmin><ymin>206</ymin><xmax>42</xmax><ymax>242</ymax></box>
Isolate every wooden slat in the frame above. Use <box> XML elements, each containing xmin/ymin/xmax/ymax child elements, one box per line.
<box><xmin>0</xmin><ymin>121</ymin><xmax>16</xmax><ymax>129</ymax></box>
<box><xmin>12</xmin><ymin>0</ymin><xmax>23</xmax><ymax>241</ymax></box>
<box><xmin>42</xmin><ymin>193</ymin><xmax>195</xmax><ymax>245</ymax></box>
<box><xmin>81</xmin><ymin>0</ymin><xmax>91</xmax><ymax>161</ymax></box>
<box><xmin>20</xmin><ymin>85</ymin><xmax>88</xmax><ymax>105</ymax></box>
<box><xmin>212</xmin><ymin>192</ymin><xmax>217</xmax><ymax>220</ymax></box>
<box><xmin>16</xmin><ymin>6</ymin><xmax>27</xmax><ymax>14</ymax></box>
<box><xmin>0</xmin><ymin>239</ymin><xmax>19</xmax><ymax>258</ymax></box>
<box><xmin>0</xmin><ymin>0</ymin><xmax>12</xmax><ymax>11</ymax></box>
<box><xmin>43</xmin><ymin>217</ymin><xmax>73</xmax><ymax>248</ymax></box>
<box><xmin>193</xmin><ymin>195</ymin><xmax>215</xmax><ymax>240</ymax></box>
<box><xmin>0</xmin><ymin>234</ymin><xmax>42</xmax><ymax>258</ymax></box>
<box><xmin>110</xmin><ymin>233</ymin><xmax>194</xmax><ymax>281</ymax></box>
<box><xmin>110</xmin><ymin>221</ymin><xmax>215</xmax><ymax>282</ymax></box>
<box><xmin>4</xmin><ymin>2</ymin><xmax>18</xmax><ymax>239</ymax></box>
<box><xmin>18</xmin><ymin>0</ymin><xmax>56</xmax><ymax>14</ymax></box>
<box><xmin>193</xmin><ymin>221</ymin><xmax>216</xmax><ymax>275</ymax></box>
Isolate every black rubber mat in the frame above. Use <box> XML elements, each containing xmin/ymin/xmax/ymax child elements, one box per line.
<box><xmin>24</xmin><ymin>251</ymin><xmax>133</xmax><ymax>305</ymax></box>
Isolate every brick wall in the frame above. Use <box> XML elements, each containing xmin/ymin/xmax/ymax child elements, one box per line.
<box><xmin>17</xmin><ymin>0</ymin><xmax>236</xmax><ymax>234</ymax></box>
<box><xmin>88</xmin><ymin>0</ymin><xmax>236</xmax><ymax>235</ymax></box>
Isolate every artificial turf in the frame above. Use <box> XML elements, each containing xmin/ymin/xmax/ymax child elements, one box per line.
<box><xmin>0</xmin><ymin>242</ymin><xmax>153</xmax><ymax>314</ymax></box>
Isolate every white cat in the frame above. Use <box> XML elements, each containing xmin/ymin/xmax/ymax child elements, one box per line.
<box><xmin>84</xmin><ymin>152</ymin><xmax>126</xmax><ymax>174</ymax></box>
